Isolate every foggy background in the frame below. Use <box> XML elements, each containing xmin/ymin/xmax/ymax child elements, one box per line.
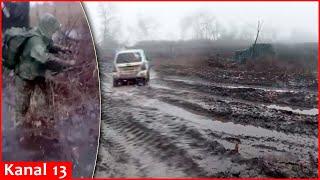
<box><xmin>83</xmin><ymin>2</ymin><xmax>318</xmax><ymax>46</ymax></box>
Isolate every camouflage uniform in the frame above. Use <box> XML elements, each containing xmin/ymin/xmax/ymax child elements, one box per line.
<box><xmin>13</xmin><ymin>14</ymin><xmax>71</xmax><ymax>128</ymax></box>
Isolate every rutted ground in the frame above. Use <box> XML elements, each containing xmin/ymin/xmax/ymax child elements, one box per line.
<box><xmin>95</xmin><ymin>62</ymin><xmax>318</xmax><ymax>178</ymax></box>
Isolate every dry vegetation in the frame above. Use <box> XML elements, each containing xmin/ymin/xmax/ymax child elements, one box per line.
<box><xmin>29</xmin><ymin>2</ymin><xmax>99</xmax><ymax>131</ymax></box>
<box><xmin>32</xmin><ymin>3</ymin><xmax>99</xmax><ymax>177</ymax></box>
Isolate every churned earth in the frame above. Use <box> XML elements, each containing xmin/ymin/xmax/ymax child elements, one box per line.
<box><xmin>95</xmin><ymin>61</ymin><xmax>318</xmax><ymax>178</ymax></box>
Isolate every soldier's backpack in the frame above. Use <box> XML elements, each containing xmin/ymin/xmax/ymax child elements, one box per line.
<box><xmin>2</xmin><ymin>27</ymin><xmax>37</xmax><ymax>69</ymax></box>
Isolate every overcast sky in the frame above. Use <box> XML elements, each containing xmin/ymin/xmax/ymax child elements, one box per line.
<box><xmin>83</xmin><ymin>2</ymin><xmax>318</xmax><ymax>45</ymax></box>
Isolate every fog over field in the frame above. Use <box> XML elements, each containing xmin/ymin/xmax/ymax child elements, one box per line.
<box><xmin>84</xmin><ymin>2</ymin><xmax>318</xmax><ymax>45</ymax></box>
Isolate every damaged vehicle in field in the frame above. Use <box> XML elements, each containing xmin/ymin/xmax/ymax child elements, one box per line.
<box><xmin>112</xmin><ymin>49</ymin><xmax>150</xmax><ymax>86</ymax></box>
<box><xmin>234</xmin><ymin>43</ymin><xmax>276</xmax><ymax>63</ymax></box>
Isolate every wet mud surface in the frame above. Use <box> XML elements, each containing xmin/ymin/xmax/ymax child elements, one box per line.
<box><xmin>95</xmin><ymin>62</ymin><xmax>318</xmax><ymax>177</ymax></box>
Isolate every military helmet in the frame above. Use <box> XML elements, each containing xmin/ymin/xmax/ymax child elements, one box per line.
<box><xmin>38</xmin><ymin>13</ymin><xmax>61</xmax><ymax>39</ymax></box>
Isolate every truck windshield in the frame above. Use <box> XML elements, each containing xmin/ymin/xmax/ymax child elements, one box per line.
<box><xmin>116</xmin><ymin>52</ymin><xmax>141</xmax><ymax>64</ymax></box>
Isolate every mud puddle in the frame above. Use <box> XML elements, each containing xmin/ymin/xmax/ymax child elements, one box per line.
<box><xmin>266</xmin><ymin>104</ymin><xmax>318</xmax><ymax>116</ymax></box>
<box><xmin>161</xmin><ymin>75</ymin><xmax>317</xmax><ymax>108</ymax></box>
<box><xmin>163</xmin><ymin>76</ymin><xmax>308</xmax><ymax>93</ymax></box>
<box><xmin>136</xmin><ymin>98</ymin><xmax>316</xmax><ymax>146</ymax></box>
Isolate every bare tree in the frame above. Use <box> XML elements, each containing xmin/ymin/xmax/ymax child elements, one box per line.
<box><xmin>99</xmin><ymin>5</ymin><xmax>113</xmax><ymax>45</ymax></box>
<box><xmin>35</xmin><ymin>4</ymin><xmax>40</xmax><ymax>21</ymax></box>
<box><xmin>181</xmin><ymin>11</ymin><xmax>221</xmax><ymax>41</ymax></box>
<box><xmin>97</xmin><ymin>4</ymin><xmax>121</xmax><ymax>57</ymax></box>
<box><xmin>251</xmin><ymin>20</ymin><xmax>263</xmax><ymax>57</ymax></box>
<box><xmin>136</xmin><ymin>15</ymin><xmax>157</xmax><ymax>41</ymax></box>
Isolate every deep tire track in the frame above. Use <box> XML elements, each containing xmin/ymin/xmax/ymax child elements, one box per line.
<box><xmin>102</xmin><ymin>104</ymin><xmax>209</xmax><ymax>177</ymax></box>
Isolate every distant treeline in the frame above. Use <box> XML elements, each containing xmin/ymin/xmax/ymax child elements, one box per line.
<box><xmin>274</xmin><ymin>43</ymin><xmax>318</xmax><ymax>71</ymax></box>
<box><xmin>132</xmin><ymin>39</ymin><xmax>251</xmax><ymax>59</ymax></box>
<box><xmin>131</xmin><ymin>40</ymin><xmax>317</xmax><ymax>71</ymax></box>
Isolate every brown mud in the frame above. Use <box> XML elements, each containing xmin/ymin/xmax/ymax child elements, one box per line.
<box><xmin>95</xmin><ymin>60</ymin><xmax>318</xmax><ymax>178</ymax></box>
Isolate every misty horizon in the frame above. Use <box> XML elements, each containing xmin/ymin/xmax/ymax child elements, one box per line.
<box><xmin>84</xmin><ymin>2</ymin><xmax>318</xmax><ymax>46</ymax></box>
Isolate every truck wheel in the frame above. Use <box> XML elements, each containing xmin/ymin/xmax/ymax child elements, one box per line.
<box><xmin>137</xmin><ymin>78</ymin><xmax>146</xmax><ymax>86</ymax></box>
<box><xmin>147</xmin><ymin>72</ymin><xmax>150</xmax><ymax>82</ymax></box>
<box><xmin>146</xmin><ymin>76</ymin><xmax>150</xmax><ymax>83</ymax></box>
<box><xmin>113</xmin><ymin>80</ymin><xmax>119</xmax><ymax>87</ymax></box>
<box><xmin>143</xmin><ymin>79</ymin><xmax>147</xmax><ymax>86</ymax></box>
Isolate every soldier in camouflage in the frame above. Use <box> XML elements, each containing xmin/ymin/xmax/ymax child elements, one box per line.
<box><xmin>14</xmin><ymin>13</ymin><xmax>74</xmax><ymax>130</ymax></box>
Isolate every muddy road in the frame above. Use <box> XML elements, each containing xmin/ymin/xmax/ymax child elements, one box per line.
<box><xmin>95</xmin><ymin>62</ymin><xmax>318</xmax><ymax>178</ymax></box>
